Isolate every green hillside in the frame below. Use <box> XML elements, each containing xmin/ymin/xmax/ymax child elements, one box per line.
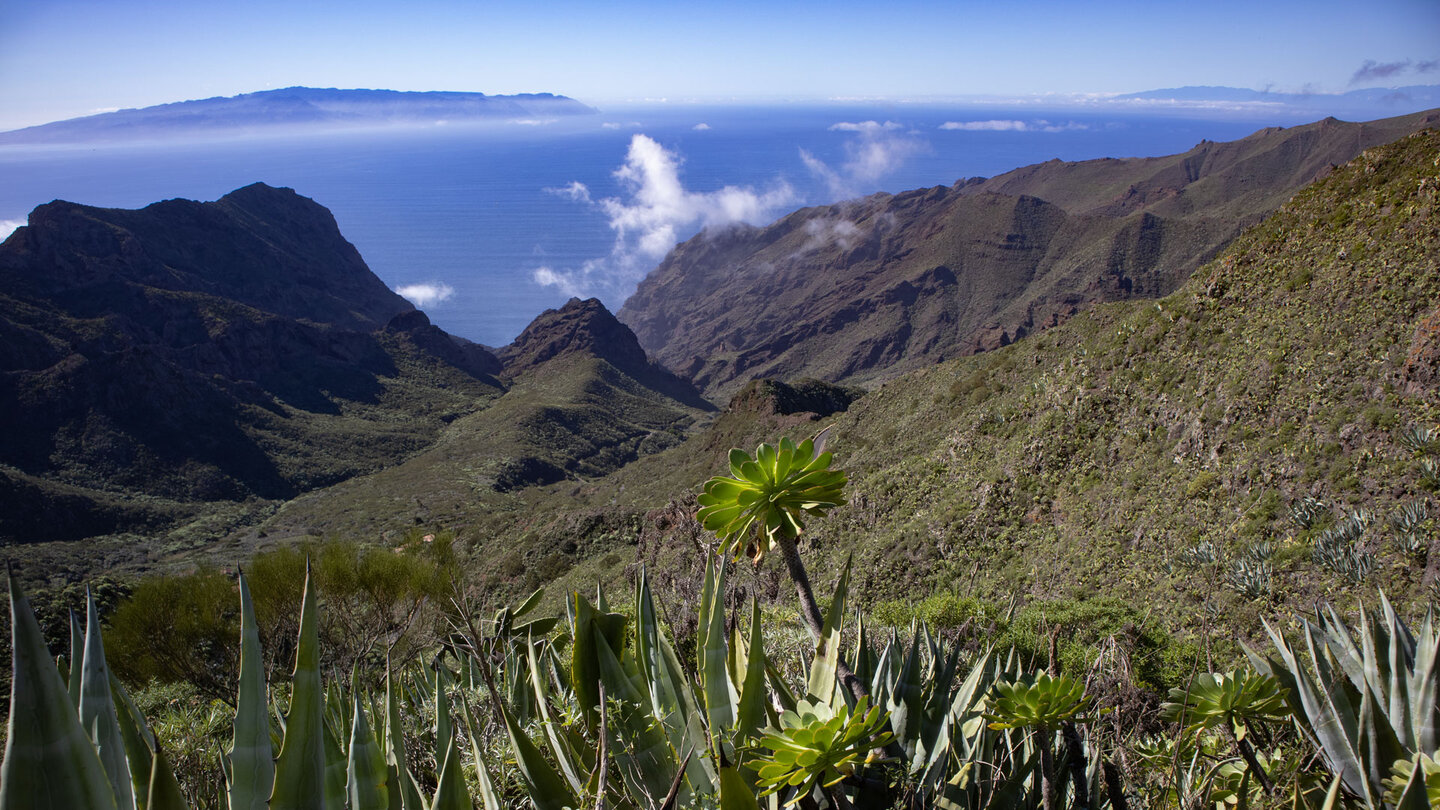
<box><xmin>500</xmin><ymin>128</ymin><xmax>1440</xmax><ymax>643</ymax></box>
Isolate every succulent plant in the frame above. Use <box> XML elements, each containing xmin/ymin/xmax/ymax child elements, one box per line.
<box><xmin>1290</xmin><ymin>496</ymin><xmax>1327</xmax><ymax>530</ymax></box>
<box><xmin>697</xmin><ymin>436</ymin><xmax>847</xmax><ymax>563</ymax></box>
<box><xmin>753</xmin><ymin>697</ymin><xmax>893</xmax><ymax>805</ymax></box>
<box><xmin>1383</xmin><ymin>750</ymin><xmax>1440</xmax><ymax>808</ymax></box>
<box><xmin>1225</xmin><ymin>558</ymin><xmax>1273</xmax><ymax>599</ymax></box>
<box><xmin>985</xmin><ymin>672</ymin><xmax>1097</xmax><ymax>731</ymax></box>
<box><xmin>1399</xmin><ymin>424</ymin><xmax>1439</xmax><ymax>456</ymax></box>
<box><xmin>1162</xmin><ymin>669</ymin><xmax>1289</xmax><ymax>795</ymax></box>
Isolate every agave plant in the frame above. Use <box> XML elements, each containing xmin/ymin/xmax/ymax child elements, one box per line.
<box><xmin>1399</xmin><ymin>424</ymin><xmax>1439</xmax><ymax>456</ymax></box>
<box><xmin>1246</xmin><ymin>593</ymin><xmax>1440</xmax><ymax>808</ymax></box>
<box><xmin>1225</xmin><ymin>558</ymin><xmax>1273</xmax><ymax>599</ymax></box>
<box><xmin>1388</xmin><ymin>500</ymin><xmax>1430</xmax><ymax>556</ymax></box>
<box><xmin>1291</xmin><ymin>496</ymin><xmax>1328</xmax><ymax>531</ymax></box>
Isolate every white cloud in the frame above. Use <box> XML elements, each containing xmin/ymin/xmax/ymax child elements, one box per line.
<box><xmin>692</xmin><ymin>122</ymin><xmax>711</xmax><ymax>130</ymax></box>
<box><xmin>800</xmin><ymin>217</ymin><xmax>862</xmax><ymax>253</ymax></box>
<box><xmin>941</xmin><ymin>119</ymin><xmax>1029</xmax><ymax>131</ymax></box>
<box><xmin>534</xmin><ymin>134</ymin><xmax>798</xmax><ymax>298</ymax></box>
<box><xmin>939</xmin><ymin>119</ymin><xmax>1090</xmax><ymax>133</ymax></box>
<box><xmin>803</xmin><ymin>121</ymin><xmax>929</xmax><ymax>201</ymax></box>
<box><xmin>394</xmin><ymin>282</ymin><xmax>455</xmax><ymax>308</ymax></box>
<box><xmin>829</xmin><ymin>120</ymin><xmax>904</xmax><ymax>133</ymax></box>
<box><xmin>544</xmin><ymin>181</ymin><xmax>592</xmax><ymax>203</ymax></box>
<box><xmin>0</xmin><ymin>219</ymin><xmax>23</xmax><ymax>240</ymax></box>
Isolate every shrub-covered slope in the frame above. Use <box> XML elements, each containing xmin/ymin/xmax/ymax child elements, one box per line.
<box><xmin>500</xmin><ymin>128</ymin><xmax>1440</xmax><ymax>639</ymax></box>
<box><xmin>620</xmin><ymin>109</ymin><xmax>1439</xmax><ymax>399</ymax></box>
<box><xmin>247</xmin><ymin>297</ymin><xmax>714</xmax><ymax>545</ymax></box>
<box><xmin>804</xmin><ymin>128</ymin><xmax>1440</xmax><ymax>626</ymax></box>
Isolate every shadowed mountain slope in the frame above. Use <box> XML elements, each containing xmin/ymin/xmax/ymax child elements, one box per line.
<box><xmin>250</xmin><ymin>298</ymin><xmax>714</xmax><ymax>542</ymax></box>
<box><xmin>619</xmin><ymin>109</ymin><xmax>1439</xmax><ymax>398</ymax></box>
<box><xmin>0</xmin><ymin>184</ymin><xmax>503</xmax><ymax>544</ymax></box>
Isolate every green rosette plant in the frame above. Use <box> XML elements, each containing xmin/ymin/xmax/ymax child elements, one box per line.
<box><xmin>1162</xmin><ymin>669</ymin><xmax>1289</xmax><ymax>795</ymax></box>
<box><xmin>697</xmin><ymin>437</ymin><xmax>846</xmax><ymax>563</ymax></box>
<box><xmin>753</xmin><ymin>696</ymin><xmax>893</xmax><ymax>806</ymax></box>
<box><xmin>985</xmin><ymin>672</ymin><xmax>1099</xmax><ymax>810</ymax></box>
<box><xmin>985</xmin><ymin>672</ymin><xmax>1097</xmax><ymax>731</ymax></box>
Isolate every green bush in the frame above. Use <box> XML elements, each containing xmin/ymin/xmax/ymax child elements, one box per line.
<box><xmin>106</xmin><ymin>536</ymin><xmax>454</xmax><ymax>698</ymax></box>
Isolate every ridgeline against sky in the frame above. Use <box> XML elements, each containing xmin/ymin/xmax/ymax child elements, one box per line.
<box><xmin>1</xmin><ymin>0</ymin><xmax>1437</xmax><ymax>131</ymax></box>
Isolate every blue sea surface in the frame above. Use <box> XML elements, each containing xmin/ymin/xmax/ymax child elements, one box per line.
<box><xmin>0</xmin><ymin>103</ymin><xmax>1332</xmax><ymax>346</ymax></box>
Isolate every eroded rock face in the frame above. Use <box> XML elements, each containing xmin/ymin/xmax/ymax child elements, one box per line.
<box><xmin>619</xmin><ymin>110</ymin><xmax>1440</xmax><ymax>399</ymax></box>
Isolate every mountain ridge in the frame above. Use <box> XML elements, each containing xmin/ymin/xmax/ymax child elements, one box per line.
<box><xmin>619</xmin><ymin>109</ymin><xmax>1440</xmax><ymax>398</ymax></box>
<box><xmin>0</xmin><ymin>87</ymin><xmax>597</xmax><ymax>145</ymax></box>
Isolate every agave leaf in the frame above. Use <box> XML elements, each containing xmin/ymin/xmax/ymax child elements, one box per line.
<box><xmin>498</xmin><ymin>694</ymin><xmax>580</xmax><ymax>810</ymax></box>
<box><xmin>346</xmin><ymin>680</ymin><xmax>388</xmax><ymax>810</ymax></box>
<box><xmin>384</xmin><ymin>665</ymin><xmax>425</xmax><ymax>810</ymax></box>
<box><xmin>145</xmin><ymin>745</ymin><xmax>190</xmax><ymax>810</ymax></box>
<box><xmin>428</xmin><ymin>742</ymin><xmax>473</xmax><ymax>810</ymax></box>
<box><xmin>109</xmin><ymin>675</ymin><xmax>155</xmax><ymax>810</ymax></box>
<box><xmin>228</xmin><ymin>572</ymin><xmax>274</xmax><ymax>810</ymax></box>
<box><xmin>635</xmin><ymin>572</ymin><xmax>716</xmax><ymax>793</ymax></box>
<box><xmin>719</xmin><ymin>765</ymin><xmax>762</xmax><ymax>810</ymax></box>
<box><xmin>433</xmin><ymin>663</ymin><xmax>453</xmax><ymax>757</ymax></box>
<box><xmin>68</xmin><ymin>609</ymin><xmax>84</xmax><ymax>713</ymax></box>
<box><xmin>460</xmin><ymin>696</ymin><xmax>504</xmax><ymax>810</ymax></box>
<box><xmin>527</xmin><ymin>637</ymin><xmax>588</xmax><ymax>794</ymax></box>
<box><xmin>594</xmin><ymin>628</ymin><xmax>680</xmax><ymax>802</ymax></box>
<box><xmin>79</xmin><ymin>588</ymin><xmax>136</xmax><ymax>810</ymax></box>
<box><xmin>700</xmin><ymin>556</ymin><xmax>738</xmax><ymax>741</ymax></box>
<box><xmin>888</xmin><ymin>625</ymin><xmax>924</xmax><ymax>747</ymax></box>
<box><xmin>0</xmin><ymin>575</ymin><xmax>119</xmax><ymax>810</ymax></box>
<box><xmin>805</xmin><ymin>556</ymin><xmax>850</xmax><ymax>711</ymax></box>
<box><xmin>513</xmin><ymin>586</ymin><xmax>546</xmax><ymax>619</ymax></box>
<box><xmin>735</xmin><ymin>599</ymin><xmax>770</xmax><ymax>742</ymax></box>
<box><xmin>271</xmin><ymin>567</ymin><xmax>329</xmax><ymax>810</ymax></box>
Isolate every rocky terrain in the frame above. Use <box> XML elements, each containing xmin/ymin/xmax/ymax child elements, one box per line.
<box><xmin>620</xmin><ymin>108</ymin><xmax>1440</xmax><ymax>398</ymax></box>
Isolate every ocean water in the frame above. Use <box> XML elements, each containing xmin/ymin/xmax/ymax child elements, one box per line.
<box><xmin>0</xmin><ymin>103</ymin><xmax>1331</xmax><ymax>346</ymax></box>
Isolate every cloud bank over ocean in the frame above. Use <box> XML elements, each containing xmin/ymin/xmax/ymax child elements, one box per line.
<box><xmin>534</xmin><ymin>134</ymin><xmax>797</xmax><ymax>298</ymax></box>
<box><xmin>801</xmin><ymin>120</ymin><xmax>929</xmax><ymax>200</ymax></box>
<box><xmin>395</xmin><ymin>282</ymin><xmax>455</xmax><ymax>308</ymax></box>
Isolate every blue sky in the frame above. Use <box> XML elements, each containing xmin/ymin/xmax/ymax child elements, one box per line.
<box><xmin>2</xmin><ymin>0</ymin><xmax>1437</xmax><ymax>131</ymax></box>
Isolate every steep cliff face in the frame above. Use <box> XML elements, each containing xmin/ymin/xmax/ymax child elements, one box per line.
<box><xmin>619</xmin><ymin>109</ymin><xmax>1440</xmax><ymax>398</ymax></box>
<box><xmin>0</xmin><ymin>184</ymin><xmax>501</xmax><ymax>543</ymax></box>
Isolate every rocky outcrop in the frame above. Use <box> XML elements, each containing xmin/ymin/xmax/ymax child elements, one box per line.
<box><xmin>500</xmin><ymin>298</ymin><xmax>713</xmax><ymax>410</ymax></box>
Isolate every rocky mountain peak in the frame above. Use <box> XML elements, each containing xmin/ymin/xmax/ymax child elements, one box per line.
<box><xmin>1</xmin><ymin>182</ymin><xmax>412</xmax><ymax>331</ymax></box>
<box><xmin>498</xmin><ymin>297</ymin><xmax>652</xmax><ymax>378</ymax></box>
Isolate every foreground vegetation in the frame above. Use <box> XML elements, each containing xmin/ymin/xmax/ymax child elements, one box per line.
<box><xmin>6</xmin><ymin>431</ymin><xmax>1440</xmax><ymax>808</ymax></box>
